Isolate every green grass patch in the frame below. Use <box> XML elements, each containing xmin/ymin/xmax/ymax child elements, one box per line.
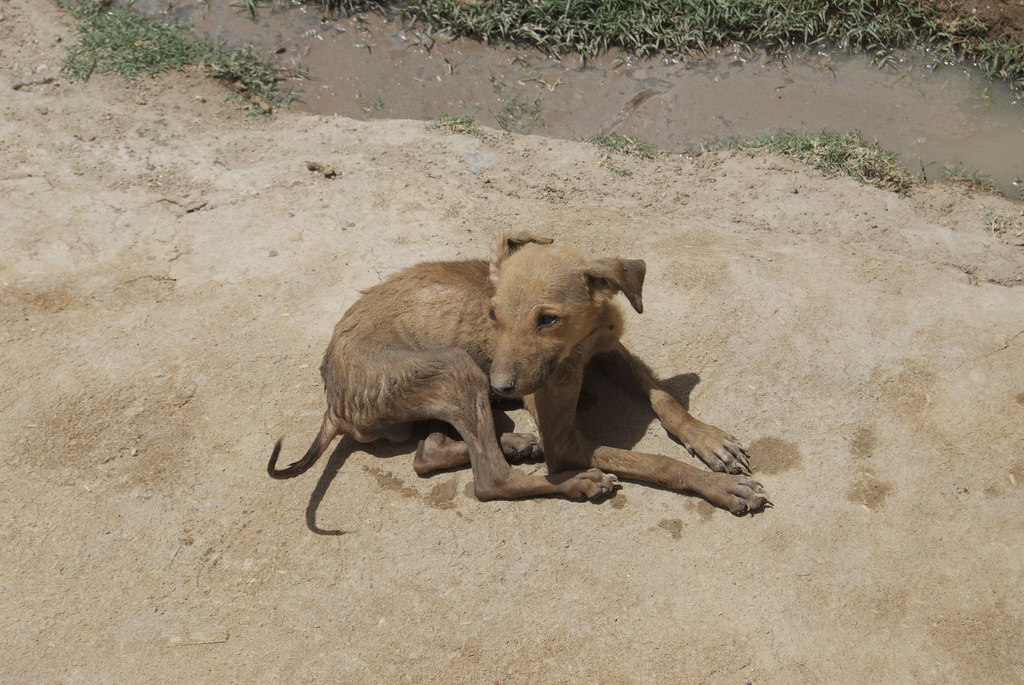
<box><xmin>356</xmin><ymin>91</ymin><xmax>386</xmax><ymax>113</ymax></box>
<box><xmin>306</xmin><ymin>0</ymin><xmax>1024</xmax><ymax>95</ymax></box>
<box><xmin>985</xmin><ymin>207</ymin><xmax>1024</xmax><ymax>241</ymax></box>
<box><xmin>737</xmin><ymin>131</ymin><xmax>918</xmax><ymax>195</ymax></box>
<box><xmin>940</xmin><ymin>166</ymin><xmax>999</xmax><ymax>193</ymax></box>
<box><xmin>493</xmin><ymin>95</ymin><xmax>544</xmax><ymax>134</ymax></box>
<box><xmin>63</xmin><ymin>1</ymin><xmax>199</xmax><ymax>79</ymax></box>
<box><xmin>425</xmin><ymin>113</ymin><xmax>485</xmax><ymax>137</ymax></box>
<box><xmin>584</xmin><ymin>132</ymin><xmax>658</xmax><ymax>159</ymax></box>
<box><xmin>597</xmin><ymin>156</ymin><xmax>632</xmax><ymax>176</ymax></box>
<box><xmin>63</xmin><ymin>1</ymin><xmax>286</xmax><ymax>112</ymax></box>
<box><xmin>583</xmin><ymin>133</ymin><xmax>658</xmax><ymax>175</ymax></box>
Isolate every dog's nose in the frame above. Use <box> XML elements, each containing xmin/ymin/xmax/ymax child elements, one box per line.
<box><xmin>491</xmin><ymin>378</ymin><xmax>516</xmax><ymax>394</ymax></box>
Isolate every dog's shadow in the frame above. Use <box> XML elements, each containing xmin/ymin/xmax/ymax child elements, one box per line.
<box><xmin>577</xmin><ymin>369</ymin><xmax>700</xmax><ymax>449</ymax></box>
<box><xmin>305</xmin><ymin>441</ymin><xmax>351</xmax><ymax>536</ymax></box>
<box><xmin>303</xmin><ymin>436</ymin><xmax>411</xmax><ymax>536</ymax></box>
<box><xmin>303</xmin><ymin>370</ymin><xmax>702</xmax><ymax>535</ymax></box>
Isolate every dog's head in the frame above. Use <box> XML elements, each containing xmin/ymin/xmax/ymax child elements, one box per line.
<box><xmin>487</xmin><ymin>234</ymin><xmax>645</xmax><ymax>397</ymax></box>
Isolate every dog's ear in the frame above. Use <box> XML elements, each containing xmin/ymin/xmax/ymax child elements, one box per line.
<box><xmin>488</xmin><ymin>234</ymin><xmax>554</xmax><ymax>283</ymax></box>
<box><xmin>584</xmin><ymin>258</ymin><xmax>646</xmax><ymax>313</ymax></box>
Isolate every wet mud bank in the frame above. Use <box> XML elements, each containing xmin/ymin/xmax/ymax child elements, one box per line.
<box><xmin>155</xmin><ymin>1</ymin><xmax>1024</xmax><ymax>196</ymax></box>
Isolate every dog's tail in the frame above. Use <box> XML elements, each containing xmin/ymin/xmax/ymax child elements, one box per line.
<box><xmin>267</xmin><ymin>416</ymin><xmax>337</xmax><ymax>479</ymax></box>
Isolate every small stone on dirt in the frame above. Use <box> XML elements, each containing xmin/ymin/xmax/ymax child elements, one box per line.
<box><xmin>306</xmin><ymin>161</ymin><xmax>338</xmax><ymax>178</ymax></box>
<box><xmin>12</xmin><ymin>73</ymin><xmax>53</xmax><ymax>90</ymax></box>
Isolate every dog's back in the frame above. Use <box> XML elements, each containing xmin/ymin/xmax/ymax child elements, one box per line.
<box><xmin>327</xmin><ymin>259</ymin><xmax>494</xmax><ymax>368</ymax></box>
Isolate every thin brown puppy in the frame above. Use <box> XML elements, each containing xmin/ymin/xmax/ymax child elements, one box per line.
<box><xmin>268</xmin><ymin>235</ymin><xmax>768</xmax><ymax>514</ymax></box>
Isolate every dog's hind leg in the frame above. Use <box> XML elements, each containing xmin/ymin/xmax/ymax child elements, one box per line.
<box><xmin>595</xmin><ymin>343</ymin><xmax>751</xmax><ymax>475</ymax></box>
<box><xmin>318</xmin><ymin>345</ymin><xmax>614</xmax><ymax>500</ymax></box>
<box><xmin>413</xmin><ymin>431</ymin><xmax>542</xmax><ymax>475</ymax></box>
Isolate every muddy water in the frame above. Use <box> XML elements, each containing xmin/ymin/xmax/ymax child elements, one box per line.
<box><xmin>151</xmin><ymin>1</ymin><xmax>1023</xmax><ymax>196</ymax></box>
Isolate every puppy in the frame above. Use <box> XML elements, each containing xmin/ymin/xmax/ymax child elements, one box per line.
<box><xmin>269</xmin><ymin>235</ymin><xmax>767</xmax><ymax>514</ymax></box>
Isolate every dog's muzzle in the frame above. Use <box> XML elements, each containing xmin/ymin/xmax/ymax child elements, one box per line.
<box><xmin>490</xmin><ymin>378</ymin><xmax>518</xmax><ymax>397</ymax></box>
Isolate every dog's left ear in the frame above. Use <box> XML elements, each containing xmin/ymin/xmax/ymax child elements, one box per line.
<box><xmin>489</xmin><ymin>234</ymin><xmax>554</xmax><ymax>283</ymax></box>
<box><xmin>584</xmin><ymin>259</ymin><xmax>646</xmax><ymax>313</ymax></box>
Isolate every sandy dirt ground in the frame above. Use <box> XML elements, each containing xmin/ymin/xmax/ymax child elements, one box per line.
<box><xmin>944</xmin><ymin>0</ymin><xmax>1024</xmax><ymax>45</ymax></box>
<box><xmin>3</xmin><ymin>0</ymin><xmax>1024</xmax><ymax>682</ymax></box>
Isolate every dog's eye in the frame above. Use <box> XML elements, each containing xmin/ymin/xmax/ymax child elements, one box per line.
<box><xmin>488</xmin><ymin>308</ymin><xmax>497</xmax><ymax>321</ymax></box>
<box><xmin>538</xmin><ymin>314</ymin><xmax>559</xmax><ymax>327</ymax></box>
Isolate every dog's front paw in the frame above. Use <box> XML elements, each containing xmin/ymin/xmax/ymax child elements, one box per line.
<box><xmin>700</xmin><ymin>472</ymin><xmax>770</xmax><ymax>515</ymax></box>
<box><xmin>684</xmin><ymin>422</ymin><xmax>751</xmax><ymax>475</ymax></box>
<box><xmin>500</xmin><ymin>433</ymin><xmax>543</xmax><ymax>462</ymax></box>
<box><xmin>561</xmin><ymin>468</ymin><xmax>619</xmax><ymax>500</ymax></box>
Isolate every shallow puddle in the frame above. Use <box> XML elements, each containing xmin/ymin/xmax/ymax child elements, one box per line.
<box><xmin>146</xmin><ymin>1</ymin><xmax>1023</xmax><ymax>196</ymax></box>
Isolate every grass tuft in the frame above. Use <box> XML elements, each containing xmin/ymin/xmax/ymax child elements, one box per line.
<box><xmin>597</xmin><ymin>155</ymin><xmax>632</xmax><ymax>176</ymax></box>
<box><xmin>426</xmin><ymin>113</ymin><xmax>485</xmax><ymax>137</ymax></box>
<box><xmin>737</xmin><ymin>131</ymin><xmax>918</xmax><ymax>195</ymax></box>
<box><xmin>63</xmin><ymin>1</ymin><xmax>199</xmax><ymax>79</ymax></box>
<box><xmin>493</xmin><ymin>95</ymin><xmax>544</xmax><ymax>134</ymax></box>
<box><xmin>63</xmin><ymin>1</ymin><xmax>286</xmax><ymax>113</ymax></box>
<box><xmin>584</xmin><ymin>133</ymin><xmax>658</xmax><ymax>175</ymax></box>
<box><xmin>584</xmin><ymin>132</ymin><xmax>658</xmax><ymax>159</ymax></box>
<box><xmin>985</xmin><ymin>206</ymin><xmax>1024</xmax><ymax>242</ymax></box>
<box><xmin>941</xmin><ymin>166</ymin><xmax>999</xmax><ymax>193</ymax></box>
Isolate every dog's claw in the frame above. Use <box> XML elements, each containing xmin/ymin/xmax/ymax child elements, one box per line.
<box><xmin>500</xmin><ymin>432</ymin><xmax>543</xmax><ymax>462</ymax></box>
<box><xmin>702</xmin><ymin>472</ymin><xmax>770</xmax><ymax>515</ymax></box>
<box><xmin>563</xmin><ymin>468</ymin><xmax>618</xmax><ymax>500</ymax></box>
<box><xmin>676</xmin><ymin>421</ymin><xmax>755</xmax><ymax>475</ymax></box>
<box><xmin>733</xmin><ymin>448</ymin><xmax>751</xmax><ymax>472</ymax></box>
<box><xmin>593</xmin><ymin>473</ymin><xmax>620</xmax><ymax>498</ymax></box>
